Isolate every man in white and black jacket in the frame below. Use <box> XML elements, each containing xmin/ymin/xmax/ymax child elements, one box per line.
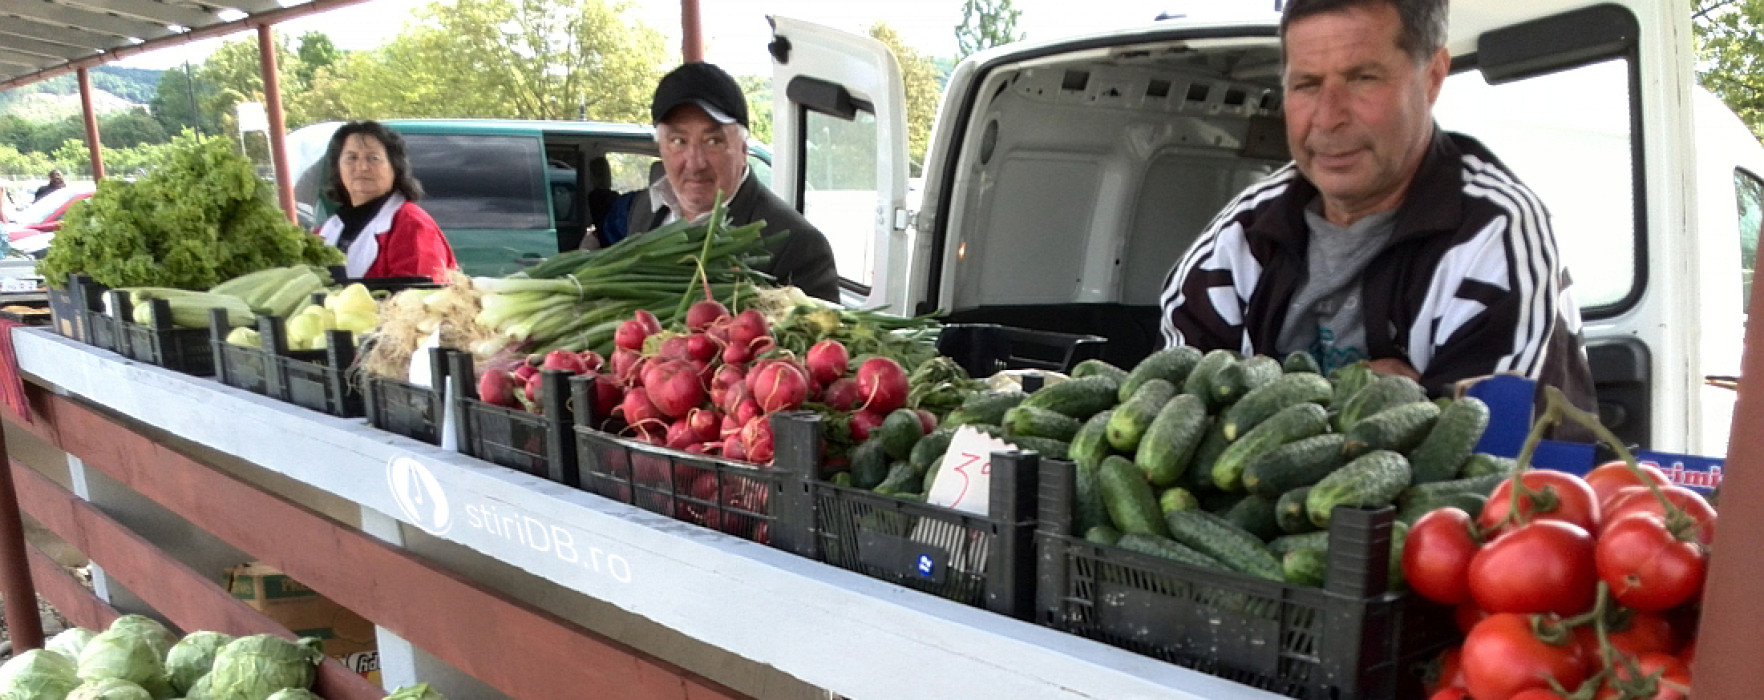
<box><xmin>1159</xmin><ymin>0</ymin><xmax>1595</xmax><ymax>410</ymax></box>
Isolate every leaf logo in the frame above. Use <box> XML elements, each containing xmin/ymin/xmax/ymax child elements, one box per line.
<box><xmin>386</xmin><ymin>455</ymin><xmax>452</xmax><ymax>536</ymax></box>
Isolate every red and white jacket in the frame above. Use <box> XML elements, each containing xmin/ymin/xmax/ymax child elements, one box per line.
<box><xmin>317</xmin><ymin>193</ymin><xmax>457</xmax><ymax>283</ymax></box>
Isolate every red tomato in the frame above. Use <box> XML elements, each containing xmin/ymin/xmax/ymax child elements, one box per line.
<box><xmin>1462</xmin><ymin>613</ymin><xmax>1588</xmax><ymax>700</ymax></box>
<box><xmin>1596</xmin><ymin>511</ymin><xmax>1708</xmax><ymax>611</ymax></box>
<box><xmin>1426</xmin><ymin>647</ymin><xmax>1466</xmax><ymax>696</ymax></box>
<box><xmin>1430</xmin><ymin>690</ymin><xmax>1471</xmax><ymax>700</ymax></box>
<box><xmin>1603</xmin><ymin>485</ymin><xmax>1717</xmax><ymax>546</ymax></box>
<box><xmin>1605</xmin><ymin>652</ymin><xmax>1691</xmax><ymax>700</ymax></box>
<box><xmin>1455</xmin><ymin>601</ymin><xmax>1488</xmax><ymax>635</ymax></box>
<box><xmin>1469</xmin><ymin>520</ymin><xmax>1599</xmax><ymax>615</ymax></box>
<box><xmin>1678</xmin><ymin>638</ymin><xmax>1697</xmax><ymax>669</ymax></box>
<box><xmin>1585</xmin><ymin>460</ymin><xmax>1671</xmax><ymax>508</ymax></box>
<box><xmin>1404</xmin><ymin>507</ymin><xmax>1482</xmax><ymax>605</ymax></box>
<box><xmin>1510</xmin><ymin>689</ymin><xmax>1566</xmax><ymax>700</ymax></box>
<box><xmin>1604</xmin><ymin>610</ymin><xmax>1680</xmax><ymax>657</ymax></box>
<box><xmin>1480</xmin><ymin>470</ymin><xmax>1601</xmax><ymax>534</ymax></box>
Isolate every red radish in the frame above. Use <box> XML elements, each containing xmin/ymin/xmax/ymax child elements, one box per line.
<box><xmin>541</xmin><ymin>349</ymin><xmax>587</xmax><ymax>374</ymax></box>
<box><xmin>645</xmin><ymin>360</ymin><xmax>707</xmax><ymax>419</ymax></box>
<box><xmin>611</xmin><ymin>348</ymin><xmax>644</xmax><ymax>385</ymax></box>
<box><xmin>632</xmin><ymin>454</ymin><xmax>670</xmax><ymax>486</ymax></box>
<box><xmin>849</xmin><ymin>410</ymin><xmax>886</xmax><ymax>442</ymax></box>
<box><xmin>748</xmin><ymin>335</ymin><xmax>775</xmax><ymax>356</ymax></box>
<box><xmin>634</xmin><ymin>309</ymin><xmax>663</xmax><ymax>334</ymax></box>
<box><xmin>477</xmin><ymin>369</ymin><xmax>517</xmax><ymax>407</ymax></box>
<box><xmin>733</xmin><ymin>398</ymin><xmax>763</xmax><ymax>426</ymax></box>
<box><xmin>614</xmin><ymin>320</ymin><xmax>651</xmax><ymax>351</ymax></box>
<box><xmin>577</xmin><ymin>351</ymin><xmax>606</xmax><ymax>373</ymax></box>
<box><xmin>722</xmin><ymin>339</ymin><xmax>755</xmax><ymax>366</ymax></box>
<box><xmin>806</xmin><ymin>340</ymin><xmax>850</xmax><ymax>384</ymax></box>
<box><xmin>822</xmin><ymin>378</ymin><xmax>862</xmax><ymax>411</ymax></box>
<box><xmin>914</xmin><ymin>409</ymin><xmax>939</xmax><ymax>434</ymax></box>
<box><xmin>658</xmin><ymin>336</ymin><xmax>692</xmax><ymax>362</ymax></box>
<box><xmin>582</xmin><ymin>372</ymin><xmax>624</xmax><ymax>420</ymax></box>
<box><xmin>742</xmin><ymin>417</ymin><xmax>775</xmax><ymax>464</ymax></box>
<box><xmin>512</xmin><ymin>363</ymin><xmax>538</xmax><ymax>383</ymax></box>
<box><xmin>723</xmin><ymin>434</ymin><xmax>747</xmax><ymax>461</ymax></box>
<box><xmin>720</xmin><ymin>413</ymin><xmax>744</xmax><ymax>439</ymax></box>
<box><xmin>684</xmin><ymin>443</ymin><xmax>711</xmax><ymax>455</ymax></box>
<box><xmin>523</xmin><ymin>370</ymin><xmax>544</xmax><ymax>406</ymax></box>
<box><xmin>727</xmin><ymin>309</ymin><xmax>769</xmax><ymax>348</ymax></box>
<box><xmin>749</xmin><ymin>361</ymin><xmax>809</xmax><ymax>413</ymax></box>
<box><xmin>686</xmin><ymin>333</ymin><xmax>719</xmax><ymax>362</ymax></box>
<box><xmin>686</xmin><ymin>408</ymin><xmax>722</xmax><ymax>443</ymax></box>
<box><xmin>687</xmin><ymin>300</ymin><xmax>731</xmax><ymax>331</ymax></box>
<box><xmin>711</xmin><ymin>365</ymin><xmax>746</xmax><ymax>397</ymax></box>
<box><xmin>665</xmin><ymin>420</ymin><xmax>698</xmax><ymax>450</ymax></box>
<box><xmin>856</xmin><ymin>357</ymin><xmax>909</xmax><ymax>414</ymax></box>
<box><xmin>619</xmin><ymin>388</ymin><xmax>665</xmax><ymax>438</ymax></box>
<box><xmin>717</xmin><ymin>380</ymin><xmax>751</xmax><ymax>415</ymax></box>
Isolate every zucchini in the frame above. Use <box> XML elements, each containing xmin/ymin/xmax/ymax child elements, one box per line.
<box><xmin>1098</xmin><ymin>455</ymin><xmax>1169</xmax><ymax>537</ymax></box>
<box><xmin>1334</xmin><ymin>374</ymin><xmax>1427</xmax><ymax>432</ymax></box>
<box><xmin>1068</xmin><ymin>409</ymin><xmax>1116</xmax><ymax>469</ymax></box>
<box><xmin>873</xmin><ymin>461</ymin><xmax>918</xmax><ymax>495</ymax></box>
<box><xmin>1306</xmin><ymin>450</ymin><xmax>1413</xmax><ymax>528</ymax></box>
<box><xmin>1072</xmin><ymin>359</ymin><xmax>1129</xmax><ymax>384</ymax></box>
<box><xmin>877</xmin><ymin>409</ymin><xmax>927</xmax><ymax>460</ymax></box>
<box><xmin>1133</xmin><ymin>393</ymin><xmax>1209</xmax><ymax>487</ymax></box>
<box><xmin>909</xmin><ymin>429</ymin><xmax>956</xmax><ymax>475</ymax></box>
<box><xmin>1083</xmin><ymin>525</ymin><xmax>1123</xmax><ymax>546</ymax></box>
<box><xmin>1118</xmin><ymin>346</ymin><xmax>1204</xmax><ymax>402</ymax></box>
<box><xmin>1003</xmin><ymin>405</ymin><xmax>1083</xmax><ymax>441</ymax></box>
<box><xmin>1021</xmin><ymin>376</ymin><xmax>1120</xmax><ymax>420</ymax></box>
<box><xmin>1212</xmin><ymin>402</ymin><xmax>1330</xmax><ymax>492</ymax></box>
<box><xmin>1459</xmin><ymin>452</ymin><xmax>1517</xmax><ymax>479</ymax></box>
<box><xmin>1222</xmin><ymin>494</ymin><xmax>1282</xmax><ymax>542</ymax></box>
<box><xmin>1210</xmin><ymin>355</ymin><xmax>1283</xmax><ymax>410</ymax></box>
<box><xmin>850</xmin><ymin>440</ymin><xmax>890</xmax><ymax>490</ymax></box>
<box><xmin>921</xmin><ymin>456</ymin><xmax>944</xmax><ymax>493</ymax></box>
<box><xmin>946</xmin><ymin>391</ymin><xmax>1026</xmax><ymax>426</ymax></box>
<box><xmin>1116</xmin><ymin>533</ymin><xmax>1226</xmax><ymax>569</ymax></box>
<box><xmin>1158</xmin><ymin>486</ymin><xmax>1201</xmax><ymax>515</ymax></box>
<box><xmin>1275</xmin><ymin>486</ymin><xmax>1319</xmax><ymax>535</ymax></box>
<box><xmin>1282</xmin><ymin>350</ymin><xmax>1322</xmax><ymax>375</ymax></box>
<box><xmin>1283</xmin><ymin>547</ymin><xmax>1328</xmax><ymax>587</ymax></box>
<box><xmin>1074</xmin><ymin>458</ymin><xmax>1110</xmax><ymax>535</ymax></box>
<box><xmin>1182</xmin><ymin>349</ymin><xmax>1239</xmax><ymax>405</ymax></box>
<box><xmin>1242</xmin><ymin>433</ymin><xmax>1350</xmax><ymax>498</ymax></box>
<box><xmin>1222</xmin><ymin>372</ymin><xmax>1335</xmax><ymax>441</ymax></box>
<box><xmin>1107</xmin><ymin>379</ymin><xmax>1178</xmax><ymax>452</ymax></box>
<box><xmin>1162</xmin><ymin>509</ymin><xmax>1284</xmax><ymax>580</ymax></box>
<box><xmin>1343</xmin><ymin>400</ymin><xmax>1442</xmax><ymax>458</ymax></box>
<box><xmin>1407</xmin><ymin>396</ymin><xmax>1491</xmax><ymax>483</ymax></box>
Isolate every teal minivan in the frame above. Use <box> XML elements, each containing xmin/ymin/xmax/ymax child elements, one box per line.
<box><xmin>287</xmin><ymin>119</ymin><xmax>772</xmax><ymax>276</ymax></box>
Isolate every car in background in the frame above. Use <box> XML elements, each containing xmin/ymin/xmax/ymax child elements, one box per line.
<box><xmin>6</xmin><ymin>183</ymin><xmax>96</xmax><ymax>257</ymax></box>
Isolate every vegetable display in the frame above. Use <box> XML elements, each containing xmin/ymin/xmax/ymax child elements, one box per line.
<box><xmin>39</xmin><ymin>134</ymin><xmax>341</xmax><ymax>291</ymax></box>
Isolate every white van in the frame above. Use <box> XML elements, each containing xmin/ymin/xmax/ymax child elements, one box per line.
<box><xmin>767</xmin><ymin>0</ymin><xmax>1764</xmax><ymax>457</ymax></box>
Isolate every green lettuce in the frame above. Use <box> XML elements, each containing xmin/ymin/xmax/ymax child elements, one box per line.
<box><xmin>165</xmin><ymin>632</ymin><xmax>233</xmax><ymax>696</ymax></box>
<box><xmin>46</xmin><ymin>628</ymin><xmax>99</xmax><ymax>664</ymax></box>
<box><xmin>0</xmin><ymin>648</ymin><xmax>81</xmax><ymax>700</ymax></box>
<box><xmin>205</xmin><ymin>635</ymin><xmax>322</xmax><ymax>700</ymax></box>
<box><xmin>66</xmin><ymin>677</ymin><xmax>152</xmax><ymax>700</ymax></box>
<box><xmin>76</xmin><ymin>627</ymin><xmax>164</xmax><ymax>686</ymax></box>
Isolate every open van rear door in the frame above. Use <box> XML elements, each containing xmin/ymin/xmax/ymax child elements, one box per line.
<box><xmin>768</xmin><ymin>17</ymin><xmax>910</xmax><ymax>311</ymax></box>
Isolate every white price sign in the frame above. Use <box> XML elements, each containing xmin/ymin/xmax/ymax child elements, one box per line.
<box><xmin>925</xmin><ymin>426</ymin><xmax>1019</xmax><ymax>517</ymax></box>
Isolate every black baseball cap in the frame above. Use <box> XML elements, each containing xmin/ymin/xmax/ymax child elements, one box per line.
<box><xmin>650</xmin><ymin>62</ymin><xmax>748</xmax><ymax>128</ymax></box>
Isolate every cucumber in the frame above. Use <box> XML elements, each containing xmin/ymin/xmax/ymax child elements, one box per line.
<box><xmin>1223</xmin><ymin>494</ymin><xmax>1282</xmax><ymax>542</ymax></box>
<box><xmin>1107</xmin><ymin>379</ymin><xmax>1177</xmax><ymax>452</ymax></box>
<box><xmin>1396</xmin><ymin>491</ymin><xmax>1488</xmax><ymax>525</ymax></box>
<box><xmin>1306</xmin><ymin>450</ymin><xmax>1413</xmax><ymax>528</ymax></box>
<box><xmin>1275</xmin><ymin>486</ymin><xmax>1319</xmax><ymax>535</ymax></box>
<box><xmin>1222</xmin><ymin>372</ymin><xmax>1335</xmax><ymax>441</ymax></box>
<box><xmin>1068</xmin><ymin>409</ymin><xmax>1116</xmax><ymax>469</ymax></box>
<box><xmin>1074</xmin><ymin>458</ymin><xmax>1110</xmax><ymax>534</ymax></box>
<box><xmin>1001</xmin><ymin>435</ymin><xmax>1070</xmax><ymax>460</ymax></box>
<box><xmin>878</xmin><ymin>408</ymin><xmax>927</xmax><ymax>460</ymax></box>
<box><xmin>1400</xmin><ymin>472</ymin><xmax>1510</xmax><ymax>504</ymax></box>
<box><xmin>1098</xmin><ymin>455</ymin><xmax>1169</xmax><ymax>537</ymax></box>
<box><xmin>1268</xmin><ymin>530</ymin><xmax>1330</xmax><ymax>557</ymax></box>
<box><xmin>1407</xmin><ymin>396</ymin><xmax>1491</xmax><ymax>483</ymax></box>
<box><xmin>946</xmin><ymin>391</ymin><xmax>1026</xmax><ymax>426</ymax></box>
<box><xmin>1116</xmin><ymin>533</ymin><xmax>1226</xmax><ymax>569</ymax></box>
<box><xmin>1118</xmin><ymin>346</ymin><xmax>1204</xmax><ymax>402</ymax></box>
<box><xmin>850</xmin><ymin>440</ymin><xmax>890</xmax><ymax>489</ymax></box>
<box><xmin>1083</xmin><ymin>525</ymin><xmax>1123</xmax><ymax>546</ymax></box>
<box><xmin>1003</xmin><ymin>405</ymin><xmax>1083</xmax><ymax>441</ymax></box>
<box><xmin>1162</xmin><ymin>509</ymin><xmax>1284</xmax><ymax>580</ymax></box>
<box><xmin>1182</xmin><ymin>349</ymin><xmax>1239</xmax><ymax>404</ymax></box>
<box><xmin>1334</xmin><ymin>374</ymin><xmax>1427</xmax><ymax>432</ymax></box>
<box><xmin>1283</xmin><ymin>547</ymin><xmax>1328</xmax><ymax>587</ymax></box>
<box><xmin>921</xmin><ymin>456</ymin><xmax>944</xmax><ymax>493</ymax></box>
<box><xmin>1212</xmin><ymin>402</ymin><xmax>1330</xmax><ymax>492</ymax></box>
<box><xmin>1201</xmin><ymin>489</ymin><xmax>1246</xmax><ymax>515</ymax></box>
<box><xmin>1133</xmin><ymin>393</ymin><xmax>1209</xmax><ymax>487</ymax></box>
<box><xmin>1387</xmin><ymin>520</ymin><xmax>1411</xmax><ymax>591</ymax></box>
<box><xmin>1072</xmin><ymin>359</ymin><xmax>1129</xmax><ymax>384</ymax></box>
<box><xmin>1158</xmin><ymin>486</ymin><xmax>1201</xmax><ymax>515</ymax></box>
<box><xmin>1343</xmin><ymin>400</ymin><xmax>1442</xmax><ymax>458</ymax></box>
<box><xmin>1327</xmin><ymin>361</ymin><xmax>1375</xmax><ymax>407</ymax></box>
<box><xmin>1181</xmin><ymin>418</ymin><xmax>1230</xmax><ymax>492</ymax></box>
<box><xmin>1021</xmin><ymin>376</ymin><xmax>1120</xmax><ymax>420</ymax></box>
<box><xmin>1210</xmin><ymin>355</ymin><xmax>1283</xmax><ymax>410</ymax></box>
<box><xmin>1242</xmin><ymin>433</ymin><xmax>1350</xmax><ymax>497</ymax></box>
<box><xmin>1282</xmin><ymin>350</ymin><xmax>1322</xmax><ymax>375</ymax></box>
<box><xmin>873</xmin><ymin>461</ymin><xmax>918</xmax><ymax>495</ymax></box>
<box><xmin>909</xmin><ymin>429</ymin><xmax>955</xmax><ymax>475</ymax></box>
<box><xmin>1459</xmin><ymin>452</ymin><xmax>1517</xmax><ymax>479</ymax></box>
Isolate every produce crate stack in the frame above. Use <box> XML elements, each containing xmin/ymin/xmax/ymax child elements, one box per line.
<box><xmin>210</xmin><ymin>309</ymin><xmax>363</xmax><ymax>418</ymax></box>
<box><xmin>110</xmin><ymin>291</ymin><xmax>214</xmax><ymax>375</ymax></box>
<box><xmin>46</xmin><ymin>273</ymin><xmax>103</xmax><ymax>343</ymax></box>
<box><xmin>361</xmin><ymin>346</ymin><xmax>450</xmax><ymax>445</ymax></box>
<box><xmin>449</xmin><ymin>351</ymin><xmax>577</xmax><ymax>484</ymax></box>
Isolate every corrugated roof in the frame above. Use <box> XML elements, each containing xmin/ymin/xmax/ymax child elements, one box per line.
<box><xmin>0</xmin><ymin>0</ymin><xmax>367</xmax><ymax>91</ymax></box>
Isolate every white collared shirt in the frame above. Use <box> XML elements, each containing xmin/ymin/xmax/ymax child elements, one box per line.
<box><xmin>647</xmin><ymin>166</ymin><xmax>750</xmax><ymax>226</ymax></box>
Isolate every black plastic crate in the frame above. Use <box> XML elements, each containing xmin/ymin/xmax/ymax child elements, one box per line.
<box><xmin>1033</xmin><ymin>461</ymin><xmax>1456</xmax><ymax>699</ymax></box>
<box><xmin>46</xmin><ymin>274</ymin><xmax>101</xmax><ymax>342</ymax></box>
<box><xmin>362</xmin><ymin>347</ymin><xmax>449</xmax><ymax>445</ymax></box>
<box><xmin>448</xmin><ymin>351</ymin><xmax>575</xmax><ymax>482</ymax></box>
<box><xmin>111</xmin><ymin>294</ymin><xmax>215</xmax><ymax>376</ymax></box>
<box><xmin>936</xmin><ymin>323</ymin><xmax>1107</xmax><ymax>377</ymax></box>
<box><xmin>325</xmin><ymin>265</ymin><xmax>440</xmax><ymax>294</ymax></box>
<box><xmin>209</xmin><ymin>310</ymin><xmax>362</xmax><ymax>417</ymax></box>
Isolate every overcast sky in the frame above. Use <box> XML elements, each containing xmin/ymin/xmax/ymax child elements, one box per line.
<box><xmin>116</xmin><ymin>0</ymin><xmax>1277</xmax><ymax>76</ymax></box>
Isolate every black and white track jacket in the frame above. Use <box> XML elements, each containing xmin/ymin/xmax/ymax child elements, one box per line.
<box><xmin>1158</xmin><ymin>128</ymin><xmax>1596</xmax><ymax>409</ymax></box>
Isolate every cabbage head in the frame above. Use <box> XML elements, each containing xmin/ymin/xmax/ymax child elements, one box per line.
<box><xmin>384</xmin><ymin>683</ymin><xmax>446</xmax><ymax>700</ymax></box>
<box><xmin>0</xmin><ymin>649</ymin><xmax>81</xmax><ymax>700</ymax></box>
<box><xmin>46</xmin><ymin>628</ymin><xmax>99</xmax><ymax>664</ymax></box>
<box><xmin>77</xmin><ymin>627</ymin><xmax>164</xmax><ymax>685</ymax></box>
<box><xmin>165</xmin><ymin>632</ymin><xmax>233</xmax><ymax>696</ymax></box>
<box><xmin>262</xmin><ymin>690</ymin><xmax>323</xmax><ymax>700</ymax></box>
<box><xmin>182</xmin><ymin>672</ymin><xmax>213</xmax><ymax>700</ymax></box>
<box><xmin>205</xmin><ymin>635</ymin><xmax>321</xmax><ymax>700</ymax></box>
<box><xmin>105</xmin><ymin>617</ymin><xmax>176</xmax><ymax>662</ymax></box>
<box><xmin>66</xmin><ymin>677</ymin><xmax>152</xmax><ymax>700</ymax></box>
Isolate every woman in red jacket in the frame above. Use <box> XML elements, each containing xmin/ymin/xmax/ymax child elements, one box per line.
<box><xmin>315</xmin><ymin>121</ymin><xmax>457</xmax><ymax>282</ymax></box>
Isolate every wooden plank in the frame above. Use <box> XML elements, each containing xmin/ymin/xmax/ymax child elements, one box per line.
<box><xmin>12</xmin><ymin>461</ymin><xmax>383</xmax><ymax>700</ymax></box>
<box><xmin>26</xmin><ymin>390</ymin><xmax>743</xmax><ymax>700</ymax></box>
<box><xmin>26</xmin><ymin>543</ymin><xmax>117</xmax><ymax>632</ymax></box>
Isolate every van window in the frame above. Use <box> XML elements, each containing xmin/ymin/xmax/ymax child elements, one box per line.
<box><xmin>801</xmin><ymin>108</ymin><xmax>880</xmax><ymax>289</ymax></box>
<box><xmin>401</xmin><ymin>133</ymin><xmax>549</xmax><ymax>230</ymax></box>
<box><xmin>1434</xmin><ymin>58</ymin><xmax>1636</xmax><ymax>316</ymax></box>
<box><xmin>1736</xmin><ymin>169</ymin><xmax>1764</xmax><ymax>304</ymax></box>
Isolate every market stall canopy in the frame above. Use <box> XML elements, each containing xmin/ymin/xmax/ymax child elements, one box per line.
<box><xmin>0</xmin><ymin>0</ymin><xmax>368</xmax><ymax>90</ymax></box>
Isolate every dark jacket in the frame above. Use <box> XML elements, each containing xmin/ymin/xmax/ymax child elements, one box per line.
<box><xmin>1159</xmin><ymin>128</ymin><xmax>1597</xmax><ymax>411</ymax></box>
<box><xmin>605</xmin><ymin>174</ymin><xmax>841</xmax><ymax>302</ymax></box>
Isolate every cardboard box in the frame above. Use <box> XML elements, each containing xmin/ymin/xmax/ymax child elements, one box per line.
<box><xmin>227</xmin><ymin>562</ymin><xmax>379</xmax><ymax>684</ymax></box>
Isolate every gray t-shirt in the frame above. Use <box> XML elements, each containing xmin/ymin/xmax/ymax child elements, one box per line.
<box><xmin>1275</xmin><ymin>206</ymin><xmax>1399</xmax><ymax>374</ymax></box>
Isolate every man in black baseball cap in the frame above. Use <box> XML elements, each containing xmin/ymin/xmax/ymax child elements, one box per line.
<box><xmin>590</xmin><ymin>62</ymin><xmax>838</xmax><ymax>302</ymax></box>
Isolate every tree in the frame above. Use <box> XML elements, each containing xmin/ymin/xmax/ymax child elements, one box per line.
<box><xmin>149</xmin><ymin>64</ymin><xmax>222</xmax><ymax>136</ymax></box>
<box><xmin>100</xmin><ymin>109</ymin><xmax>169</xmax><ymax>149</ymax></box>
<box><xmin>737</xmin><ymin>75</ymin><xmax>773</xmax><ymax>146</ymax></box>
<box><xmin>954</xmin><ymin>0</ymin><xmax>1024</xmax><ymax>61</ymax></box>
<box><xmin>294</xmin><ymin>32</ymin><xmax>341</xmax><ymax>87</ymax></box>
<box><xmin>1694</xmin><ymin>0</ymin><xmax>1764</xmax><ymax>140</ymax></box>
<box><xmin>870</xmin><ymin>23</ymin><xmax>941</xmax><ymax>176</ymax></box>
